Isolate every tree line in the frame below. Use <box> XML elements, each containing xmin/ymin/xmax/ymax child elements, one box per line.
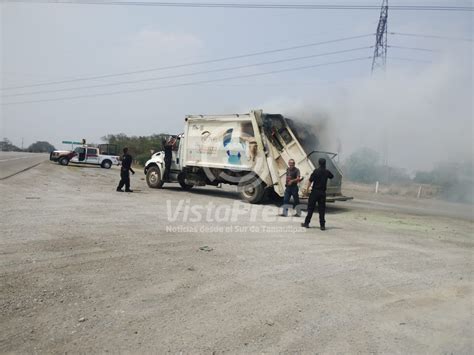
<box><xmin>101</xmin><ymin>133</ymin><xmax>170</xmax><ymax>166</ymax></box>
<box><xmin>343</xmin><ymin>147</ymin><xmax>473</xmax><ymax>204</ymax></box>
<box><xmin>1</xmin><ymin>138</ymin><xmax>56</xmax><ymax>153</ymax></box>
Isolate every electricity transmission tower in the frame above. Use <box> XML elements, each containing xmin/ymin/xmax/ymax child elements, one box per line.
<box><xmin>371</xmin><ymin>0</ymin><xmax>389</xmax><ymax>73</ymax></box>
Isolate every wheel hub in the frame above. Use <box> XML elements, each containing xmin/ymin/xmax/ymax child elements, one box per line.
<box><xmin>245</xmin><ymin>186</ymin><xmax>255</xmax><ymax>195</ymax></box>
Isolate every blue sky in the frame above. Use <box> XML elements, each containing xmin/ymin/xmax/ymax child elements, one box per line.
<box><xmin>1</xmin><ymin>0</ymin><xmax>472</xmax><ymax>170</ymax></box>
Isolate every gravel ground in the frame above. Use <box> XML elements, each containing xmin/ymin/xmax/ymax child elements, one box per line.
<box><xmin>0</xmin><ymin>160</ymin><xmax>472</xmax><ymax>353</ymax></box>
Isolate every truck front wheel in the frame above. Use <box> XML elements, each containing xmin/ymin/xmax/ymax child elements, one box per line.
<box><xmin>239</xmin><ymin>179</ymin><xmax>265</xmax><ymax>204</ymax></box>
<box><xmin>59</xmin><ymin>157</ymin><xmax>69</xmax><ymax>166</ymax></box>
<box><xmin>146</xmin><ymin>166</ymin><xmax>164</xmax><ymax>188</ymax></box>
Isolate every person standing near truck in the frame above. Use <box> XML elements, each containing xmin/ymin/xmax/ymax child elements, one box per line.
<box><xmin>301</xmin><ymin>158</ymin><xmax>334</xmax><ymax>230</ymax></box>
<box><xmin>280</xmin><ymin>159</ymin><xmax>303</xmax><ymax>217</ymax></box>
<box><xmin>116</xmin><ymin>147</ymin><xmax>135</xmax><ymax>192</ymax></box>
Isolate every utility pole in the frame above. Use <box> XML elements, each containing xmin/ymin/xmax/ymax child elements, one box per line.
<box><xmin>371</xmin><ymin>0</ymin><xmax>389</xmax><ymax>73</ymax></box>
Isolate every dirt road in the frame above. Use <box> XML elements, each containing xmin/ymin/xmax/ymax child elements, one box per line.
<box><xmin>1</xmin><ymin>161</ymin><xmax>472</xmax><ymax>353</ymax></box>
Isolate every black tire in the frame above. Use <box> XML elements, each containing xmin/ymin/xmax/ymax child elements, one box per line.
<box><xmin>264</xmin><ymin>186</ymin><xmax>280</xmax><ymax>203</ymax></box>
<box><xmin>101</xmin><ymin>160</ymin><xmax>112</xmax><ymax>169</ymax></box>
<box><xmin>239</xmin><ymin>177</ymin><xmax>265</xmax><ymax>204</ymax></box>
<box><xmin>59</xmin><ymin>157</ymin><xmax>69</xmax><ymax>166</ymax></box>
<box><xmin>146</xmin><ymin>166</ymin><xmax>164</xmax><ymax>189</ymax></box>
<box><xmin>178</xmin><ymin>173</ymin><xmax>194</xmax><ymax>190</ymax></box>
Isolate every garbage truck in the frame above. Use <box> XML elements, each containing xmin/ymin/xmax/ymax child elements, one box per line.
<box><xmin>144</xmin><ymin>110</ymin><xmax>352</xmax><ymax>204</ymax></box>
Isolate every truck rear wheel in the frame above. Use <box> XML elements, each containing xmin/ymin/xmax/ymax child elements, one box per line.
<box><xmin>59</xmin><ymin>157</ymin><xmax>69</xmax><ymax>166</ymax></box>
<box><xmin>101</xmin><ymin>160</ymin><xmax>112</xmax><ymax>169</ymax></box>
<box><xmin>146</xmin><ymin>166</ymin><xmax>164</xmax><ymax>188</ymax></box>
<box><xmin>178</xmin><ymin>173</ymin><xmax>194</xmax><ymax>190</ymax></box>
<box><xmin>239</xmin><ymin>179</ymin><xmax>265</xmax><ymax>204</ymax></box>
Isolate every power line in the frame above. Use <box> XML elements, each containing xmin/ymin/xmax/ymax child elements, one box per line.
<box><xmin>3</xmin><ymin>46</ymin><xmax>373</xmax><ymax>98</ymax></box>
<box><xmin>2</xmin><ymin>56</ymin><xmax>371</xmax><ymax>105</ymax></box>
<box><xmin>388</xmin><ymin>56</ymin><xmax>432</xmax><ymax>63</ymax></box>
<box><xmin>388</xmin><ymin>45</ymin><xmax>439</xmax><ymax>52</ymax></box>
<box><xmin>390</xmin><ymin>32</ymin><xmax>473</xmax><ymax>42</ymax></box>
<box><xmin>5</xmin><ymin>1</ymin><xmax>474</xmax><ymax>11</ymax></box>
<box><xmin>1</xmin><ymin>33</ymin><xmax>373</xmax><ymax>91</ymax></box>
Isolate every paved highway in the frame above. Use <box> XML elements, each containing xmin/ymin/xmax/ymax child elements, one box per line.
<box><xmin>0</xmin><ymin>152</ymin><xmax>49</xmax><ymax>180</ymax></box>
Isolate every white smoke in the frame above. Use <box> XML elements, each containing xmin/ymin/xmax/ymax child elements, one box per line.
<box><xmin>263</xmin><ymin>45</ymin><xmax>473</xmax><ymax>173</ymax></box>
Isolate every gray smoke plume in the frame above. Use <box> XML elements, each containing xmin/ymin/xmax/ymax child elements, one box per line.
<box><xmin>263</xmin><ymin>46</ymin><xmax>472</xmax><ymax>173</ymax></box>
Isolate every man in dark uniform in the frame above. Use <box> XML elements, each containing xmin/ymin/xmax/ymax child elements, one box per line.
<box><xmin>116</xmin><ymin>147</ymin><xmax>135</xmax><ymax>192</ymax></box>
<box><xmin>163</xmin><ymin>136</ymin><xmax>175</xmax><ymax>182</ymax></box>
<box><xmin>301</xmin><ymin>158</ymin><xmax>334</xmax><ymax>230</ymax></box>
<box><xmin>279</xmin><ymin>159</ymin><xmax>303</xmax><ymax>217</ymax></box>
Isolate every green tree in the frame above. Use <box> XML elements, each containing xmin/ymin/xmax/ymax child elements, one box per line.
<box><xmin>27</xmin><ymin>141</ymin><xmax>56</xmax><ymax>153</ymax></box>
<box><xmin>102</xmin><ymin>133</ymin><xmax>169</xmax><ymax>166</ymax></box>
<box><xmin>0</xmin><ymin>138</ymin><xmax>22</xmax><ymax>152</ymax></box>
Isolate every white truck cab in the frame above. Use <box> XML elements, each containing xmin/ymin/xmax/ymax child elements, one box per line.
<box><xmin>145</xmin><ymin>134</ymin><xmax>186</xmax><ymax>189</ymax></box>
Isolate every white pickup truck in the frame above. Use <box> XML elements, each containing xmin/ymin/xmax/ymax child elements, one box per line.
<box><xmin>144</xmin><ymin>110</ymin><xmax>352</xmax><ymax>203</ymax></box>
<box><xmin>50</xmin><ymin>144</ymin><xmax>120</xmax><ymax>169</ymax></box>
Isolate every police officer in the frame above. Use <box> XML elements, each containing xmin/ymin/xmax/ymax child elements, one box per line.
<box><xmin>116</xmin><ymin>147</ymin><xmax>135</xmax><ymax>192</ymax></box>
<box><xmin>301</xmin><ymin>158</ymin><xmax>334</xmax><ymax>230</ymax></box>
